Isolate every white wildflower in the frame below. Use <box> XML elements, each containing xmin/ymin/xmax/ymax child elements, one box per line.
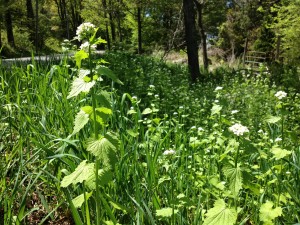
<box><xmin>231</xmin><ymin>110</ymin><xmax>239</xmax><ymax>114</ymax></box>
<box><xmin>215</xmin><ymin>86</ymin><xmax>223</xmax><ymax>91</ymax></box>
<box><xmin>80</xmin><ymin>41</ymin><xmax>97</xmax><ymax>52</ymax></box>
<box><xmin>198</xmin><ymin>127</ymin><xmax>204</xmax><ymax>132</ymax></box>
<box><xmin>191</xmin><ymin>126</ymin><xmax>197</xmax><ymax>130</ymax></box>
<box><xmin>275</xmin><ymin>91</ymin><xmax>287</xmax><ymax>100</ymax></box>
<box><xmin>75</xmin><ymin>22</ymin><xmax>96</xmax><ymax>41</ymax></box>
<box><xmin>163</xmin><ymin>149</ymin><xmax>176</xmax><ymax>156</ymax></box>
<box><xmin>229</xmin><ymin>123</ymin><xmax>249</xmax><ymax>136</ymax></box>
<box><xmin>275</xmin><ymin>137</ymin><xmax>282</xmax><ymax>142</ymax></box>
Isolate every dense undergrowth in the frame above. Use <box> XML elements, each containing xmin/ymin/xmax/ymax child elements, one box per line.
<box><xmin>1</xmin><ymin>48</ymin><xmax>300</xmax><ymax>225</ymax></box>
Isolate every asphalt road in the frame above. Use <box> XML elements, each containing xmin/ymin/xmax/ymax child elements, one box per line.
<box><xmin>1</xmin><ymin>51</ymin><xmax>105</xmax><ymax>66</ymax></box>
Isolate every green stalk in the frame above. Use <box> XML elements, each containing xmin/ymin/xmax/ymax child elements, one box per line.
<box><xmin>89</xmin><ymin>44</ymin><xmax>101</xmax><ymax>225</ymax></box>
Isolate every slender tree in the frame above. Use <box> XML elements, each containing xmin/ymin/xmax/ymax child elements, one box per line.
<box><xmin>194</xmin><ymin>0</ymin><xmax>208</xmax><ymax>70</ymax></box>
<box><xmin>26</xmin><ymin>0</ymin><xmax>35</xmax><ymax>43</ymax></box>
<box><xmin>183</xmin><ymin>0</ymin><xmax>201</xmax><ymax>82</ymax></box>
<box><xmin>4</xmin><ymin>0</ymin><xmax>15</xmax><ymax>47</ymax></box>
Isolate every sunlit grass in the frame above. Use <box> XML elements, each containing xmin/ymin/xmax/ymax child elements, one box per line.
<box><xmin>1</xmin><ymin>53</ymin><xmax>300</xmax><ymax>224</ymax></box>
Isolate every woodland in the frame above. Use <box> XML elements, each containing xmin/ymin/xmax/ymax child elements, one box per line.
<box><xmin>1</xmin><ymin>0</ymin><xmax>300</xmax><ymax>225</ymax></box>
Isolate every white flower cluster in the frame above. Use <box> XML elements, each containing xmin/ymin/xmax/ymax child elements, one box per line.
<box><xmin>229</xmin><ymin>123</ymin><xmax>249</xmax><ymax>136</ymax></box>
<box><xmin>80</xmin><ymin>41</ymin><xmax>97</xmax><ymax>52</ymax></box>
<box><xmin>163</xmin><ymin>149</ymin><xmax>176</xmax><ymax>156</ymax></box>
<box><xmin>275</xmin><ymin>91</ymin><xmax>287</xmax><ymax>100</ymax></box>
<box><xmin>215</xmin><ymin>86</ymin><xmax>223</xmax><ymax>91</ymax></box>
<box><xmin>76</xmin><ymin>22</ymin><xmax>96</xmax><ymax>41</ymax></box>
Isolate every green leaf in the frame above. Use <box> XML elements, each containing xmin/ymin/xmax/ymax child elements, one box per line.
<box><xmin>86</xmin><ymin>132</ymin><xmax>119</xmax><ymax>167</ymax></box>
<box><xmin>271</xmin><ymin>146</ymin><xmax>291</xmax><ymax>160</ymax></box>
<box><xmin>72</xmin><ymin>110</ymin><xmax>89</xmax><ymax>135</ymax></box>
<box><xmin>96</xmin><ymin>91</ymin><xmax>112</xmax><ymax>109</ymax></box>
<box><xmin>203</xmin><ymin>199</ymin><xmax>237</xmax><ymax>225</ymax></box>
<box><xmin>74</xmin><ymin>50</ymin><xmax>88</xmax><ymax>68</ymax></box>
<box><xmin>72</xmin><ymin>192</ymin><xmax>93</xmax><ymax>208</ymax></box>
<box><xmin>96</xmin><ymin>65</ymin><xmax>123</xmax><ymax>84</ymax></box>
<box><xmin>156</xmin><ymin>207</ymin><xmax>178</xmax><ymax>218</ymax></box>
<box><xmin>94</xmin><ymin>37</ymin><xmax>107</xmax><ymax>45</ymax></box>
<box><xmin>142</xmin><ymin>108</ymin><xmax>152</xmax><ymax>115</ymax></box>
<box><xmin>81</xmin><ymin>106</ymin><xmax>93</xmax><ymax>115</ymax></box>
<box><xmin>85</xmin><ymin>169</ymin><xmax>113</xmax><ymax>190</ymax></box>
<box><xmin>211</xmin><ymin>105</ymin><xmax>222</xmax><ymax>115</ymax></box>
<box><xmin>265</xmin><ymin>115</ymin><xmax>281</xmax><ymax>124</ymax></box>
<box><xmin>259</xmin><ymin>201</ymin><xmax>282</xmax><ymax>225</ymax></box>
<box><xmin>61</xmin><ymin>160</ymin><xmax>94</xmax><ymax>187</ymax></box>
<box><xmin>223</xmin><ymin>165</ymin><xmax>243</xmax><ymax>197</ymax></box>
<box><xmin>67</xmin><ymin>77</ymin><xmax>96</xmax><ymax>99</ymax></box>
<box><xmin>89</xmin><ymin>107</ymin><xmax>113</xmax><ymax>126</ymax></box>
<box><xmin>96</xmin><ymin>107</ymin><xmax>112</xmax><ymax>115</ymax></box>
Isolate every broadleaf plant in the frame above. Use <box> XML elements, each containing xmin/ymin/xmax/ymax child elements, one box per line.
<box><xmin>203</xmin><ymin>199</ymin><xmax>237</xmax><ymax>225</ymax></box>
<box><xmin>59</xmin><ymin>22</ymin><xmax>122</xmax><ymax>225</ymax></box>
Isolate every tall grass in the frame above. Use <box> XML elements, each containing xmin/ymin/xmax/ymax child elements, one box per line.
<box><xmin>1</xmin><ymin>52</ymin><xmax>300</xmax><ymax>224</ymax></box>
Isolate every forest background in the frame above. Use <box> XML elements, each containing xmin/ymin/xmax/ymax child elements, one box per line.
<box><xmin>1</xmin><ymin>0</ymin><xmax>300</xmax><ymax>71</ymax></box>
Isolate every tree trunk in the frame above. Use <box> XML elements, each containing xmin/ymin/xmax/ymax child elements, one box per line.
<box><xmin>108</xmin><ymin>0</ymin><xmax>116</xmax><ymax>42</ymax></box>
<box><xmin>0</xmin><ymin>20</ymin><xmax>2</xmax><ymax>49</ymax></box>
<box><xmin>70</xmin><ymin>0</ymin><xmax>82</xmax><ymax>37</ymax></box>
<box><xmin>116</xmin><ymin>0</ymin><xmax>123</xmax><ymax>42</ymax></box>
<box><xmin>4</xmin><ymin>0</ymin><xmax>15</xmax><ymax>47</ymax></box>
<box><xmin>276</xmin><ymin>36</ymin><xmax>281</xmax><ymax>61</ymax></box>
<box><xmin>243</xmin><ymin>36</ymin><xmax>248</xmax><ymax>65</ymax></box>
<box><xmin>183</xmin><ymin>0</ymin><xmax>201</xmax><ymax>82</ymax></box>
<box><xmin>137</xmin><ymin>5</ymin><xmax>142</xmax><ymax>54</ymax></box>
<box><xmin>26</xmin><ymin>0</ymin><xmax>35</xmax><ymax>43</ymax></box>
<box><xmin>194</xmin><ymin>0</ymin><xmax>208</xmax><ymax>70</ymax></box>
<box><xmin>35</xmin><ymin>0</ymin><xmax>39</xmax><ymax>53</ymax></box>
<box><xmin>102</xmin><ymin>0</ymin><xmax>111</xmax><ymax>50</ymax></box>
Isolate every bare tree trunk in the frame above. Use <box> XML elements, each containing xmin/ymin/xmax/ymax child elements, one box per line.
<box><xmin>70</xmin><ymin>0</ymin><xmax>82</xmax><ymax>36</ymax></box>
<box><xmin>194</xmin><ymin>0</ymin><xmax>208</xmax><ymax>70</ymax></box>
<box><xmin>0</xmin><ymin>19</ymin><xmax>2</xmax><ymax>49</ymax></box>
<box><xmin>276</xmin><ymin>36</ymin><xmax>281</xmax><ymax>61</ymax></box>
<box><xmin>243</xmin><ymin>36</ymin><xmax>248</xmax><ymax>65</ymax></box>
<box><xmin>102</xmin><ymin>0</ymin><xmax>111</xmax><ymax>50</ymax></box>
<box><xmin>137</xmin><ymin>5</ymin><xmax>142</xmax><ymax>54</ymax></box>
<box><xmin>108</xmin><ymin>0</ymin><xmax>116</xmax><ymax>42</ymax></box>
<box><xmin>35</xmin><ymin>0</ymin><xmax>39</xmax><ymax>53</ymax></box>
<box><xmin>183</xmin><ymin>0</ymin><xmax>201</xmax><ymax>82</ymax></box>
<box><xmin>4</xmin><ymin>0</ymin><xmax>15</xmax><ymax>47</ymax></box>
<box><xmin>26</xmin><ymin>0</ymin><xmax>35</xmax><ymax>43</ymax></box>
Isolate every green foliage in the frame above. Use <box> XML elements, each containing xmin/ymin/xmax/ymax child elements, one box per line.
<box><xmin>72</xmin><ymin>110</ymin><xmax>90</xmax><ymax>135</ymax></box>
<box><xmin>72</xmin><ymin>192</ymin><xmax>93</xmax><ymax>208</ymax></box>
<box><xmin>1</xmin><ymin>51</ymin><xmax>300</xmax><ymax>224</ymax></box>
<box><xmin>223</xmin><ymin>164</ymin><xmax>243</xmax><ymax>197</ymax></box>
<box><xmin>203</xmin><ymin>199</ymin><xmax>237</xmax><ymax>225</ymax></box>
<box><xmin>61</xmin><ymin>160</ymin><xmax>95</xmax><ymax>187</ymax></box>
<box><xmin>86</xmin><ymin>132</ymin><xmax>119</xmax><ymax>167</ymax></box>
<box><xmin>271</xmin><ymin>146</ymin><xmax>291</xmax><ymax>160</ymax></box>
<box><xmin>272</xmin><ymin>0</ymin><xmax>300</xmax><ymax>65</ymax></box>
<box><xmin>156</xmin><ymin>208</ymin><xmax>178</xmax><ymax>218</ymax></box>
<box><xmin>259</xmin><ymin>201</ymin><xmax>282</xmax><ymax>225</ymax></box>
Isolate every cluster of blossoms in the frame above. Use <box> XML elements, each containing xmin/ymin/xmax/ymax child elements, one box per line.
<box><xmin>163</xmin><ymin>149</ymin><xmax>176</xmax><ymax>156</ymax></box>
<box><xmin>231</xmin><ymin>110</ymin><xmax>239</xmax><ymax>114</ymax></box>
<box><xmin>229</xmin><ymin>123</ymin><xmax>249</xmax><ymax>136</ymax></box>
<box><xmin>275</xmin><ymin>91</ymin><xmax>287</xmax><ymax>100</ymax></box>
<box><xmin>75</xmin><ymin>22</ymin><xmax>96</xmax><ymax>41</ymax></box>
<box><xmin>215</xmin><ymin>86</ymin><xmax>223</xmax><ymax>91</ymax></box>
<box><xmin>80</xmin><ymin>41</ymin><xmax>97</xmax><ymax>52</ymax></box>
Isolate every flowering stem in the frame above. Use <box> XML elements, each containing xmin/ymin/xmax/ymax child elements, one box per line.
<box><xmin>88</xmin><ymin>44</ymin><xmax>101</xmax><ymax>225</ymax></box>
